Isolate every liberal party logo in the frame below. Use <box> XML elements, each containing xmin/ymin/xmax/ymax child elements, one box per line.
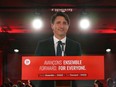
<box><xmin>24</xmin><ymin>59</ymin><xmax>31</xmax><ymax>65</ymax></box>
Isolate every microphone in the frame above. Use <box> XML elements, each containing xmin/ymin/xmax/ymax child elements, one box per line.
<box><xmin>61</xmin><ymin>43</ymin><xmax>65</xmax><ymax>51</ymax></box>
<box><xmin>61</xmin><ymin>43</ymin><xmax>66</xmax><ymax>56</ymax></box>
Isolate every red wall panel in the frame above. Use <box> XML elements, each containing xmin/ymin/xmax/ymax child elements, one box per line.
<box><xmin>0</xmin><ymin>52</ymin><xmax>3</xmax><ymax>86</ymax></box>
<box><xmin>7</xmin><ymin>54</ymin><xmax>21</xmax><ymax>83</ymax></box>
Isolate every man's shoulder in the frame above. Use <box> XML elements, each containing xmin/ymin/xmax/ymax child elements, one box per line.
<box><xmin>39</xmin><ymin>37</ymin><xmax>53</xmax><ymax>44</ymax></box>
<box><xmin>67</xmin><ymin>38</ymin><xmax>80</xmax><ymax>45</ymax></box>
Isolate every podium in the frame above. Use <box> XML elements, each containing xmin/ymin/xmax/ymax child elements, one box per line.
<box><xmin>22</xmin><ymin>56</ymin><xmax>104</xmax><ymax>87</ymax></box>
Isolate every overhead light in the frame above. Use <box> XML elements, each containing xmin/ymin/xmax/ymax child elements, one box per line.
<box><xmin>106</xmin><ymin>48</ymin><xmax>111</xmax><ymax>53</ymax></box>
<box><xmin>32</xmin><ymin>18</ymin><xmax>43</xmax><ymax>30</ymax></box>
<box><xmin>14</xmin><ymin>49</ymin><xmax>19</xmax><ymax>53</ymax></box>
<box><xmin>78</xmin><ymin>9</ymin><xmax>91</xmax><ymax>31</ymax></box>
<box><xmin>79</xmin><ymin>18</ymin><xmax>91</xmax><ymax>30</ymax></box>
<box><xmin>31</xmin><ymin>9</ymin><xmax>44</xmax><ymax>30</ymax></box>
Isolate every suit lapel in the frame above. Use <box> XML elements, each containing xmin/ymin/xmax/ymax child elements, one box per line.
<box><xmin>65</xmin><ymin>38</ymin><xmax>71</xmax><ymax>56</ymax></box>
<box><xmin>49</xmin><ymin>37</ymin><xmax>55</xmax><ymax>56</ymax></box>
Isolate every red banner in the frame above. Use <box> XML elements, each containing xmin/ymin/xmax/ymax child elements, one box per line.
<box><xmin>22</xmin><ymin>56</ymin><xmax>104</xmax><ymax>80</ymax></box>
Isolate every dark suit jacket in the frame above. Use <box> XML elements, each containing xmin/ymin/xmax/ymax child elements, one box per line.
<box><xmin>35</xmin><ymin>37</ymin><xmax>81</xmax><ymax>56</ymax></box>
<box><xmin>33</xmin><ymin>37</ymin><xmax>82</xmax><ymax>87</ymax></box>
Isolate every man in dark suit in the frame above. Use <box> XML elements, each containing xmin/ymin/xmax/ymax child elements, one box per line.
<box><xmin>34</xmin><ymin>12</ymin><xmax>82</xmax><ymax>87</ymax></box>
<box><xmin>35</xmin><ymin>37</ymin><xmax>81</xmax><ymax>56</ymax></box>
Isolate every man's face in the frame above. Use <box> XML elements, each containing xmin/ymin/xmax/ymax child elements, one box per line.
<box><xmin>51</xmin><ymin>16</ymin><xmax>69</xmax><ymax>38</ymax></box>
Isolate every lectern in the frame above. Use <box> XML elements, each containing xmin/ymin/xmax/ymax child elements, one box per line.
<box><xmin>22</xmin><ymin>56</ymin><xmax>104</xmax><ymax>87</ymax></box>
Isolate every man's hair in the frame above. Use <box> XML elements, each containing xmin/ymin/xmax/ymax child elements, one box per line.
<box><xmin>51</xmin><ymin>12</ymin><xmax>70</xmax><ymax>25</ymax></box>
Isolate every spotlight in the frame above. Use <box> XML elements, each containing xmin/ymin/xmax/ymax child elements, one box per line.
<box><xmin>106</xmin><ymin>48</ymin><xmax>111</xmax><ymax>53</ymax></box>
<box><xmin>79</xmin><ymin>18</ymin><xmax>90</xmax><ymax>30</ymax></box>
<box><xmin>14</xmin><ymin>49</ymin><xmax>19</xmax><ymax>53</ymax></box>
<box><xmin>32</xmin><ymin>18</ymin><xmax>43</xmax><ymax>30</ymax></box>
<box><xmin>78</xmin><ymin>9</ymin><xmax>91</xmax><ymax>31</ymax></box>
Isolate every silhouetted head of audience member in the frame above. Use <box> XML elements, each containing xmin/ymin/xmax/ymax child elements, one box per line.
<box><xmin>106</xmin><ymin>78</ymin><xmax>113</xmax><ymax>87</ymax></box>
<box><xmin>94</xmin><ymin>80</ymin><xmax>103</xmax><ymax>87</ymax></box>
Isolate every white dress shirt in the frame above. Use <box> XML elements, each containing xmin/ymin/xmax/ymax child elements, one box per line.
<box><xmin>53</xmin><ymin>36</ymin><xmax>66</xmax><ymax>56</ymax></box>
